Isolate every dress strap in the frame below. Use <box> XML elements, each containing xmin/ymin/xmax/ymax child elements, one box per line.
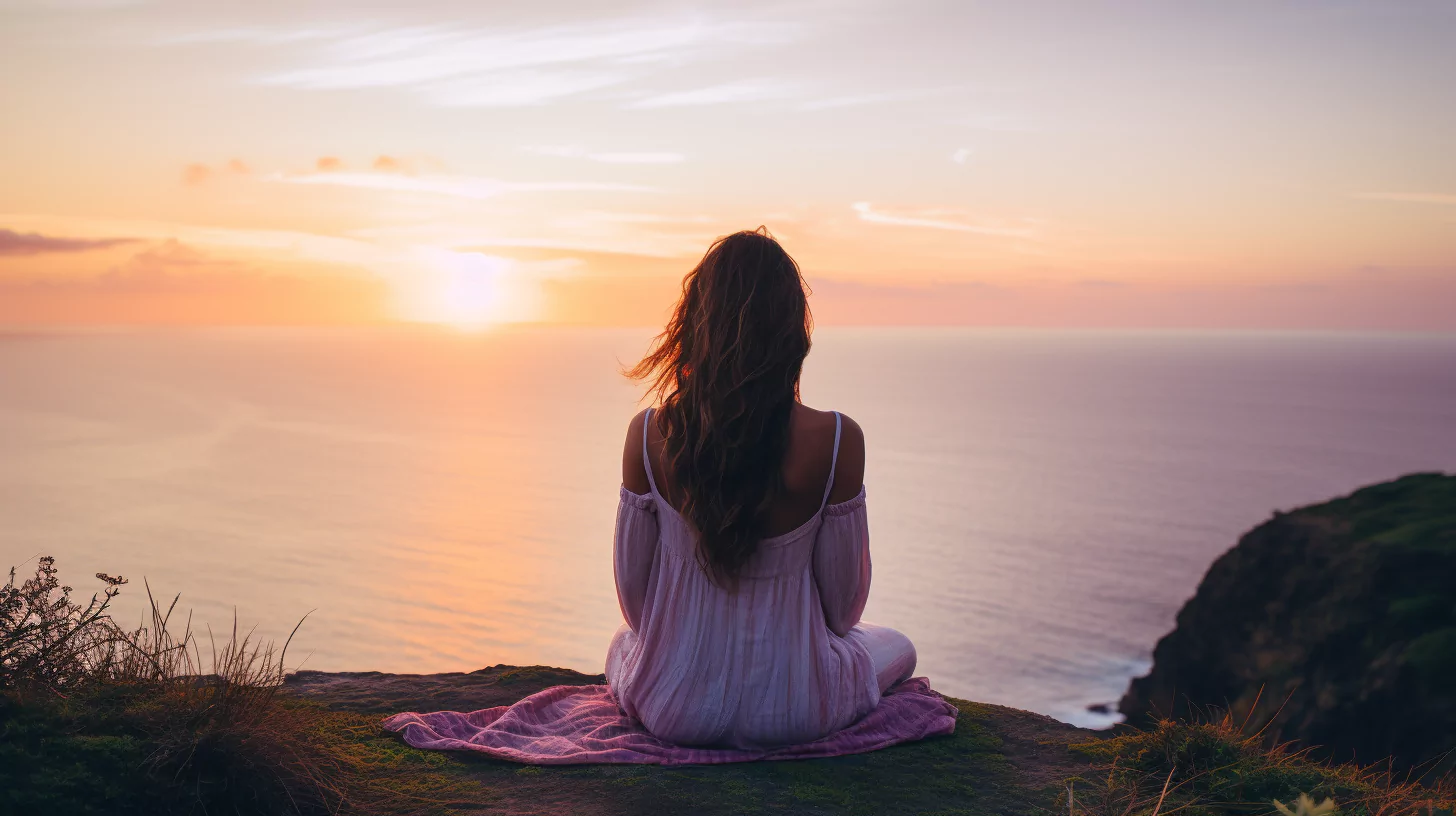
<box><xmin>642</xmin><ymin>408</ymin><xmax>661</xmax><ymax>498</ymax></box>
<box><xmin>820</xmin><ymin>411</ymin><xmax>842</xmax><ymax>510</ymax></box>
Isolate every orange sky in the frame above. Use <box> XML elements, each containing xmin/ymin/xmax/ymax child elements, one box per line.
<box><xmin>2</xmin><ymin>1</ymin><xmax>1454</xmax><ymax>329</ymax></box>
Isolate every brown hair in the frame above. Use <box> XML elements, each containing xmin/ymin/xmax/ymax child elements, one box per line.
<box><xmin>629</xmin><ymin>228</ymin><xmax>813</xmax><ymax>584</ymax></box>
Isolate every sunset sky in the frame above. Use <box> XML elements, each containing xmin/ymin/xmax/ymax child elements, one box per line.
<box><xmin>3</xmin><ymin>0</ymin><xmax>1454</xmax><ymax>328</ymax></box>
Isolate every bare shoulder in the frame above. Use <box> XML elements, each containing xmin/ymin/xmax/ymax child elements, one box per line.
<box><xmin>790</xmin><ymin>402</ymin><xmax>838</xmax><ymax>427</ymax></box>
<box><xmin>621</xmin><ymin>407</ymin><xmax>652</xmax><ymax>495</ymax></box>
<box><xmin>835</xmin><ymin>412</ymin><xmax>866</xmax><ymax>456</ymax></box>
<box><xmin>792</xmin><ymin>404</ymin><xmax>865</xmax><ymax>504</ymax></box>
<box><xmin>827</xmin><ymin>411</ymin><xmax>866</xmax><ymax>505</ymax></box>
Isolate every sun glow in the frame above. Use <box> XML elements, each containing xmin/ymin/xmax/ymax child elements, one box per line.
<box><xmin>404</xmin><ymin>249</ymin><xmax>541</xmax><ymax>329</ymax></box>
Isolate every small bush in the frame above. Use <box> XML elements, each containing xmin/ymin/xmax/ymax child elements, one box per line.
<box><xmin>1</xmin><ymin>555</ymin><xmax>128</xmax><ymax>691</ymax></box>
<box><xmin>0</xmin><ymin>556</ymin><xmax>477</xmax><ymax>815</ymax></box>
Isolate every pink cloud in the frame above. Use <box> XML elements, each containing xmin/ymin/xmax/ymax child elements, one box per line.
<box><xmin>0</xmin><ymin>229</ymin><xmax>136</xmax><ymax>256</ymax></box>
<box><xmin>372</xmin><ymin>155</ymin><xmax>407</xmax><ymax>173</ymax></box>
<box><xmin>182</xmin><ymin>163</ymin><xmax>211</xmax><ymax>185</ymax></box>
<box><xmin>0</xmin><ymin>239</ymin><xmax>388</xmax><ymax>324</ymax></box>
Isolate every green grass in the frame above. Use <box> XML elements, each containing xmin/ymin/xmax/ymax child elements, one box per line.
<box><xmin>1323</xmin><ymin>473</ymin><xmax>1456</xmax><ymax>554</ymax></box>
<box><xmin>1063</xmin><ymin>712</ymin><xmax>1456</xmax><ymax>816</ymax></box>
<box><xmin>0</xmin><ymin>674</ymin><xmax>501</xmax><ymax>815</ymax></box>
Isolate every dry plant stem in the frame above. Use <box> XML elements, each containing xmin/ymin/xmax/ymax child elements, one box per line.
<box><xmin>1150</xmin><ymin>767</ymin><xmax>1175</xmax><ymax>816</ymax></box>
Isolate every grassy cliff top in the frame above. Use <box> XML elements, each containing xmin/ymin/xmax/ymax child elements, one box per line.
<box><xmin>6</xmin><ymin>662</ymin><xmax>1452</xmax><ymax>814</ymax></box>
<box><xmin>276</xmin><ymin>666</ymin><xmax>1452</xmax><ymax>816</ymax></box>
<box><xmin>283</xmin><ymin>665</ymin><xmax>1094</xmax><ymax>815</ymax></box>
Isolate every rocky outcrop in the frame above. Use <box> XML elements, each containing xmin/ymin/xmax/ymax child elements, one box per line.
<box><xmin>1120</xmin><ymin>473</ymin><xmax>1456</xmax><ymax>771</ymax></box>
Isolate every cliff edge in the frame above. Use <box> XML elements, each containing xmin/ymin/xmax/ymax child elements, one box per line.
<box><xmin>1119</xmin><ymin>472</ymin><xmax>1456</xmax><ymax>771</ymax></box>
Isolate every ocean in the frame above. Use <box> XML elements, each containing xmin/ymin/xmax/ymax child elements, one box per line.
<box><xmin>2</xmin><ymin>327</ymin><xmax>1453</xmax><ymax>727</ymax></box>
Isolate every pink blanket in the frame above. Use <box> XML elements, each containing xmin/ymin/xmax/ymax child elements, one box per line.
<box><xmin>381</xmin><ymin>677</ymin><xmax>958</xmax><ymax>765</ymax></box>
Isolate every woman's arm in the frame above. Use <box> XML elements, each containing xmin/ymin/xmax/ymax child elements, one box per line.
<box><xmin>621</xmin><ymin>408</ymin><xmax>652</xmax><ymax>496</ymax></box>
<box><xmin>813</xmin><ymin>416</ymin><xmax>870</xmax><ymax>636</ymax></box>
<box><xmin>813</xmin><ymin>496</ymin><xmax>871</xmax><ymax>636</ymax></box>
<box><xmin>615</xmin><ymin>410</ymin><xmax>658</xmax><ymax>629</ymax></box>
<box><xmin>614</xmin><ymin>490</ymin><xmax>658</xmax><ymax>630</ymax></box>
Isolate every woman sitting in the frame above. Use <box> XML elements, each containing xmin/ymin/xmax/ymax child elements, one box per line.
<box><xmin>606</xmin><ymin>228</ymin><xmax>918</xmax><ymax>749</ymax></box>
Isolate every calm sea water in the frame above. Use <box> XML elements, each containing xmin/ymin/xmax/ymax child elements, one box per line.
<box><xmin>2</xmin><ymin>327</ymin><xmax>1453</xmax><ymax>727</ymax></box>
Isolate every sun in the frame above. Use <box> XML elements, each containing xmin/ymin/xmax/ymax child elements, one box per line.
<box><xmin>437</xmin><ymin>255</ymin><xmax>503</xmax><ymax>329</ymax></box>
<box><xmin>407</xmin><ymin>249</ymin><xmax>539</xmax><ymax>329</ymax></box>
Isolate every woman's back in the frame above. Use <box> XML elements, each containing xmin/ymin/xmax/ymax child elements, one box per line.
<box><xmin>624</xmin><ymin>404</ymin><xmax>867</xmax><ymax>533</ymax></box>
<box><xmin>607</xmin><ymin>407</ymin><xmax>882</xmax><ymax>748</ymax></box>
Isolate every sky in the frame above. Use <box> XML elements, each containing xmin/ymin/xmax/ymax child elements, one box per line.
<box><xmin>2</xmin><ymin>0</ymin><xmax>1454</xmax><ymax>328</ymax></box>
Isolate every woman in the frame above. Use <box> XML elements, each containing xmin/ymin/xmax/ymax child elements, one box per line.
<box><xmin>605</xmin><ymin>228</ymin><xmax>918</xmax><ymax>750</ymax></box>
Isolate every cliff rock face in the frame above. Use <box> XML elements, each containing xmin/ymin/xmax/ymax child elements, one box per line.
<box><xmin>1120</xmin><ymin>473</ymin><xmax>1456</xmax><ymax>770</ymax></box>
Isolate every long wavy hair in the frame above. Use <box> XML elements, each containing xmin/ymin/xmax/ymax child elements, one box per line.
<box><xmin>629</xmin><ymin>228</ymin><xmax>813</xmax><ymax>585</ymax></box>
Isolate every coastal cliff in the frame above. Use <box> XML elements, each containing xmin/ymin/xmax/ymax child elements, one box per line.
<box><xmin>1119</xmin><ymin>472</ymin><xmax>1456</xmax><ymax>771</ymax></box>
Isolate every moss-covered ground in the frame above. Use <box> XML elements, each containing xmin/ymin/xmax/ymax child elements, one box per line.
<box><xmin>280</xmin><ymin>666</ymin><xmax>1096</xmax><ymax>815</ymax></box>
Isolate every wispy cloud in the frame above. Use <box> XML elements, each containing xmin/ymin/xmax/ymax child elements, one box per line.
<box><xmin>850</xmin><ymin>202</ymin><xmax>1035</xmax><ymax>237</ymax></box>
<box><xmin>165</xmin><ymin>13</ymin><xmax>955</xmax><ymax>114</ymax></box>
<box><xmin>800</xmin><ymin>88</ymin><xmax>949</xmax><ymax>111</ymax></box>
<box><xmin>956</xmin><ymin>112</ymin><xmax>1043</xmax><ymax>133</ymax></box>
<box><xmin>182</xmin><ymin>163</ymin><xmax>211</xmax><ymax>185</ymax></box>
<box><xmin>351</xmin><ymin>204</ymin><xmax>721</xmax><ymax>258</ymax></box>
<box><xmin>951</xmin><ymin>147</ymin><xmax>973</xmax><ymax>164</ymax></box>
<box><xmin>627</xmin><ymin>80</ymin><xmax>801</xmax><ymax>109</ymax></box>
<box><xmin>0</xmin><ymin>213</ymin><xmax>429</xmax><ymax>272</ymax></box>
<box><xmin>0</xmin><ymin>238</ymin><xmax>389</xmax><ymax>324</ymax></box>
<box><xmin>239</xmin><ymin>16</ymin><xmax>800</xmax><ymax>109</ymax></box>
<box><xmin>162</xmin><ymin>25</ymin><xmax>362</xmax><ymax>47</ymax></box>
<box><xmin>274</xmin><ymin>171</ymin><xmax>654</xmax><ymax>201</ymax></box>
<box><xmin>523</xmin><ymin>146</ymin><xmax>685</xmax><ymax>164</ymax></box>
<box><xmin>0</xmin><ymin>229</ymin><xmax>136</xmax><ymax>256</ymax></box>
<box><xmin>14</xmin><ymin>0</ymin><xmax>145</xmax><ymax>9</ymax></box>
<box><xmin>573</xmin><ymin>211</ymin><xmax>717</xmax><ymax>225</ymax></box>
<box><xmin>572</xmin><ymin>152</ymin><xmax>685</xmax><ymax>164</ymax></box>
<box><xmin>1353</xmin><ymin>192</ymin><xmax>1456</xmax><ymax>205</ymax></box>
<box><xmin>259</xmin><ymin>24</ymin><xmax>681</xmax><ymax>89</ymax></box>
<box><xmin>423</xmin><ymin>69</ymin><xmax>631</xmax><ymax>107</ymax></box>
<box><xmin>181</xmin><ymin>159</ymin><xmax>251</xmax><ymax>185</ymax></box>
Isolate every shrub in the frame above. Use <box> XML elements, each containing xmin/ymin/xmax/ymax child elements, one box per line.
<box><xmin>1</xmin><ymin>556</ymin><xmax>474</xmax><ymax>815</ymax></box>
<box><xmin>0</xmin><ymin>556</ymin><xmax>128</xmax><ymax>691</ymax></box>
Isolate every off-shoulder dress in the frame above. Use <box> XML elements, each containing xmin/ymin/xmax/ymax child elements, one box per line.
<box><xmin>605</xmin><ymin>409</ymin><xmax>917</xmax><ymax>749</ymax></box>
